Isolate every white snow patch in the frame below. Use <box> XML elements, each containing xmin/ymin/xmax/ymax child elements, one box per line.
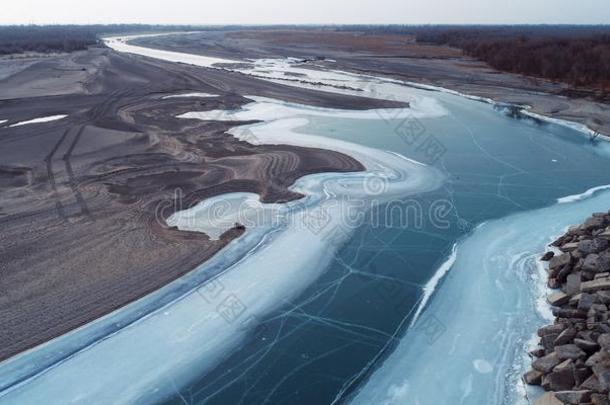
<box><xmin>162</xmin><ymin>92</ymin><xmax>217</xmax><ymax>99</ymax></box>
<box><xmin>9</xmin><ymin>115</ymin><xmax>67</xmax><ymax>127</ymax></box>
<box><xmin>557</xmin><ymin>184</ymin><xmax>610</xmax><ymax>204</ymax></box>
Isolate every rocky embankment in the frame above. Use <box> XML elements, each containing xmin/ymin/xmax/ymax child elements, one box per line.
<box><xmin>526</xmin><ymin>212</ymin><xmax>610</xmax><ymax>404</ymax></box>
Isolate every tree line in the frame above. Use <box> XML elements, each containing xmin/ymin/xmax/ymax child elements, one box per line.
<box><xmin>412</xmin><ymin>26</ymin><xmax>610</xmax><ymax>88</ymax></box>
<box><xmin>335</xmin><ymin>25</ymin><xmax>610</xmax><ymax>89</ymax></box>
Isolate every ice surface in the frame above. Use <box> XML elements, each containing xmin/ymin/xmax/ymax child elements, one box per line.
<box><xmin>350</xmin><ymin>188</ymin><xmax>610</xmax><ymax>405</ymax></box>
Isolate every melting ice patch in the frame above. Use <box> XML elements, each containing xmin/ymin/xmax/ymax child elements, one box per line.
<box><xmin>162</xmin><ymin>92</ymin><xmax>218</xmax><ymax>99</ymax></box>
<box><xmin>167</xmin><ymin>192</ymin><xmax>284</xmax><ymax>240</ymax></box>
<box><xmin>557</xmin><ymin>184</ymin><xmax>610</xmax><ymax>204</ymax></box>
<box><xmin>178</xmin><ymin>95</ymin><xmax>447</xmax><ymax>124</ymax></box>
<box><xmin>9</xmin><ymin>115</ymin><xmax>67</xmax><ymax>127</ymax></box>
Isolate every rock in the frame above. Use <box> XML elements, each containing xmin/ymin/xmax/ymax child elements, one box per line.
<box><xmin>549</xmin><ymin>278</ymin><xmax>561</xmax><ymax>289</ymax></box>
<box><xmin>524</xmin><ymin>368</ymin><xmax>544</xmax><ymax>385</ymax></box>
<box><xmin>543</xmin><ymin>359</ymin><xmax>576</xmax><ymax>391</ymax></box>
<box><xmin>555</xmin><ymin>344</ymin><xmax>586</xmax><ymax>361</ymax></box>
<box><xmin>555</xmin><ymin>328</ymin><xmax>578</xmax><ymax>346</ymax></box>
<box><xmin>578</xmin><ymin>293</ymin><xmax>595</xmax><ymax>311</ymax></box>
<box><xmin>548</xmin><ymin>291</ymin><xmax>571</xmax><ymax>306</ymax></box>
<box><xmin>585</xmin><ymin>350</ymin><xmax>610</xmax><ymax>368</ymax></box>
<box><xmin>553</xmin><ymin>308</ymin><xmax>587</xmax><ymax>319</ymax></box>
<box><xmin>579</xmin><ymin>238</ymin><xmax>609</xmax><ymax>255</ymax></box>
<box><xmin>582</xmin><ymin>277</ymin><xmax>610</xmax><ymax>293</ymax></box>
<box><xmin>534</xmin><ymin>392</ymin><xmax>563</xmax><ymax>405</ymax></box>
<box><xmin>574</xmin><ymin>366</ymin><xmax>594</xmax><ymax>386</ymax></box>
<box><xmin>574</xmin><ymin>338</ymin><xmax>600</xmax><ymax>353</ymax></box>
<box><xmin>597</xmin><ymin>272</ymin><xmax>610</xmax><ymax>279</ymax></box>
<box><xmin>557</xmin><ymin>265</ymin><xmax>574</xmax><ymax>283</ymax></box>
<box><xmin>591</xmin><ymin>393</ymin><xmax>610</xmax><ymax>405</ymax></box>
<box><xmin>593</xmin><ymin>365</ymin><xmax>610</xmax><ymax>392</ymax></box>
<box><xmin>554</xmin><ymin>390</ymin><xmax>592</xmax><ymax>404</ymax></box>
<box><xmin>580</xmin><ymin>374</ymin><xmax>602</xmax><ymax>392</ymax></box>
<box><xmin>566</xmin><ymin>273</ymin><xmax>582</xmax><ymax>295</ymax></box>
<box><xmin>542</xmin><ymin>251</ymin><xmax>556</xmax><ymax>261</ymax></box>
<box><xmin>583</xmin><ymin>253</ymin><xmax>610</xmax><ymax>273</ymax></box>
<box><xmin>598</xmin><ymin>228</ymin><xmax>610</xmax><ymax>240</ymax></box>
<box><xmin>540</xmin><ymin>324</ymin><xmax>568</xmax><ymax>337</ymax></box>
<box><xmin>561</xmin><ymin>242</ymin><xmax>581</xmax><ymax>252</ymax></box>
<box><xmin>596</xmin><ymin>290</ymin><xmax>610</xmax><ymax>305</ymax></box>
<box><xmin>542</xmin><ymin>365</ymin><xmax>576</xmax><ymax>391</ymax></box>
<box><xmin>533</xmin><ymin>352</ymin><xmax>562</xmax><ymax>373</ymax></box>
<box><xmin>550</xmin><ymin>253</ymin><xmax>573</xmax><ymax>271</ymax></box>
<box><xmin>530</xmin><ymin>346</ymin><xmax>546</xmax><ymax>357</ymax></box>
<box><xmin>584</xmin><ymin>216</ymin><xmax>607</xmax><ymax>231</ymax></box>
<box><xmin>599</xmin><ymin>334</ymin><xmax>610</xmax><ymax>350</ymax></box>
<box><xmin>543</xmin><ymin>333</ymin><xmax>561</xmax><ymax>352</ymax></box>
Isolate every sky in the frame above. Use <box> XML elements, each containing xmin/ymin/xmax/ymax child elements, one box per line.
<box><xmin>2</xmin><ymin>0</ymin><xmax>610</xmax><ymax>25</ymax></box>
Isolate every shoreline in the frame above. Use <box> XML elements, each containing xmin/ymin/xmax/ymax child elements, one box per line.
<box><xmin>0</xmin><ymin>40</ymin><xmax>392</xmax><ymax>362</ymax></box>
<box><xmin>525</xmin><ymin>209</ymin><xmax>610</xmax><ymax>404</ymax></box>
<box><xmin>130</xmin><ymin>30</ymin><xmax>610</xmax><ymax>139</ymax></box>
<box><xmin>0</xmin><ymin>91</ymin><xmax>445</xmax><ymax>404</ymax></box>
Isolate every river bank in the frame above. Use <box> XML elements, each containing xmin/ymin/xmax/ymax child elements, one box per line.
<box><xmin>131</xmin><ymin>29</ymin><xmax>610</xmax><ymax>137</ymax></box>
<box><xmin>526</xmin><ymin>212</ymin><xmax>610</xmax><ymax>405</ymax></box>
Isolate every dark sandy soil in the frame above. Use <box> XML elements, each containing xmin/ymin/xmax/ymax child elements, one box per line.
<box><xmin>0</xmin><ymin>45</ymin><xmax>405</xmax><ymax>361</ymax></box>
<box><xmin>134</xmin><ymin>29</ymin><xmax>610</xmax><ymax>136</ymax></box>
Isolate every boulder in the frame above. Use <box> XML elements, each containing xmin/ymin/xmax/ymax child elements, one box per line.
<box><xmin>542</xmin><ymin>365</ymin><xmax>576</xmax><ymax>391</ymax></box>
<box><xmin>542</xmin><ymin>251</ymin><xmax>556</xmax><ymax>261</ymax></box>
<box><xmin>566</xmin><ymin>273</ymin><xmax>582</xmax><ymax>295</ymax></box>
<box><xmin>578</xmin><ymin>293</ymin><xmax>595</xmax><ymax>311</ymax></box>
<box><xmin>533</xmin><ymin>352</ymin><xmax>562</xmax><ymax>373</ymax></box>
<box><xmin>591</xmin><ymin>393</ymin><xmax>610</xmax><ymax>405</ymax></box>
<box><xmin>530</xmin><ymin>346</ymin><xmax>546</xmax><ymax>357</ymax></box>
<box><xmin>534</xmin><ymin>392</ymin><xmax>563</xmax><ymax>405</ymax></box>
<box><xmin>554</xmin><ymin>390</ymin><xmax>592</xmax><ymax>404</ymax></box>
<box><xmin>561</xmin><ymin>242</ymin><xmax>580</xmax><ymax>252</ymax></box>
<box><xmin>585</xmin><ymin>350</ymin><xmax>610</xmax><ymax>369</ymax></box>
<box><xmin>599</xmin><ymin>334</ymin><xmax>610</xmax><ymax>350</ymax></box>
<box><xmin>574</xmin><ymin>338</ymin><xmax>600</xmax><ymax>353</ymax></box>
<box><xmin>598</xmin><ymin>228</ymin><xmax>610</xmax><ymax>240</ymax></box>
<box><xmin>555</xmin><ymin>328</ymin><xmax>578</xmax><ymax>346</ymax></box>
<box><xmin>596</xmin><ymin>290</ymin><xmax>610</xmax><ymax>305</ymax></box>
<box><xmin>574</xmin><ymin>366</ymin><xmax>594</xmax><ymax>386</ymax></box>
<box><xmin>579</xmin><ymin>238</ymin><xmax>609</xmax><ymax>255</ymax></box>
<box><xmin>584</xmin><ymin>216</ymin><xmax>607</xmax><ymax>231</ymax></box>
<box><xmin>550</xmin><ymin>253</ymin><xmax>573</xmax><ymax>271</ymax></box>
<box><xmin>583</xmin><ymin>253</ymin><xmax>610</xmax><ymax>273</ymax></box>
<box><xmin>582</xmin><ymin>277</ymin><xmax>610</xmax><ymax>293</ymax></box>
<box><xmin>555</xmin><ymin>344</ymin><xmax>586</xmax><ymax>361</ymax></box>
<box><xmin>539</xmin><ymin>324</ymin><xmax>568</xmax><ymax>337</ymax></box>
<box><xmin>580</xmin><ymin>374</ymin><xmax>602</xmax><ymax>392</ymax></box>
<box><xmin>553</xmin><ymin>308</ymin><xmax>587</xmax><ymax>319</ymax></box>
<box><xmin>548</xmin><ymin>291</ymin><xmax>571</xmax><ymax>306</ymax></box>
<box><xmin>593</xmin><ymin>365</ymin><xmax>610</xmax><ymax>392</ymax></box>
<box><xmin>524</xmin><ymin>368</ymin><xmax>544</xmax><ymax>385</ymax></box>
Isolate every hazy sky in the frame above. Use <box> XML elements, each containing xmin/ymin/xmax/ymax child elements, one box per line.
<box><xmin>2</xmin><ymin>0</ymin><xmax>610</xmax><ymax>25</ymax></box>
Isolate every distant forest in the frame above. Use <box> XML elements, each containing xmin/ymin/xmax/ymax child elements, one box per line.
<box><xmin>414</xmin><ymin>26</ymin><xmax>610</xmax><ymax>89</ymax></box>
<box><xmin>0</xmin><ymin>25</ymin><xmax>199</xmax><ymax>55</ymax></box>
<box><xmin>340</xmin><ymin>25</ymin><xmax>610</xmax><ymax>89</ymax></box>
